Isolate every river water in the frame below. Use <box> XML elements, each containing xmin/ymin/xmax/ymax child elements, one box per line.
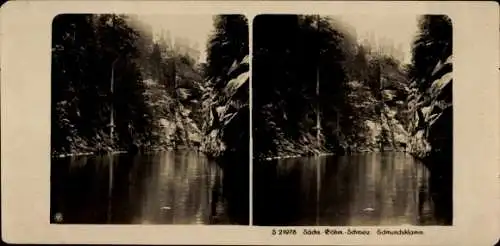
<box><xmin>52</xmin><ymin>151</ymin><xmax>451</xmax><ymax>226</ymax></box>
<box><xmin>50</xmin><ymin>150</ymin><xmax>249</xmax><ymax>225</ymax></box>
<box><xmin>253</xmin><ymin>152</ymin><xmax>452</xmax><ymax>226</ymax></box>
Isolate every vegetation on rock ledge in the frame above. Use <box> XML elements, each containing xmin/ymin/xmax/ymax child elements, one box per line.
<box><xmin>252</xmin><ymin>15</ymin><xmax>413</xmax><ymax>160</ymax></box>
<box><xmin>252</xmin><ymin>14</ymin><xmax>452</xmax><ymax>166</ymax></box>
<box><xmin>52</xmin><ymin>14</ymin><xmax>452</xmax><ymax>169</ymax></box>
<box><xmin>51</xmin><ymin>14</ymin><xmax>249</xmax><ymax>160</ymax></box>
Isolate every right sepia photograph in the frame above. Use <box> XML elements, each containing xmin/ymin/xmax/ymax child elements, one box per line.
<box><xmin>252</xmin><ymin>14</ymin><xmax>453</xmax><ymax>226</ymax></box>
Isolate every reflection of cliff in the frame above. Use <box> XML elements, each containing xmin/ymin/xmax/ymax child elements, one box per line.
<box><xmin>51</xmin><ymin>151</ymin><xmax>246</xmax><ymax>225</ymax></box>
<box><xmin>323</xmin><ymin>153</ymin><xmax>432</xmax><ymax>225</ymax></box>
<box><xmin>209</xmin><ymin>168</ymin><xmax>225</xmax><ymax>224</ymax></box>
<box><xmin>137</xmin><ymin>151</ymin><xmax>215</xmax><ymax>224</ymax></box>
<box><xmin>253</xmin><ymin>153</ymin><xmax>446</xmax><ymax>226</ymax></box>
<box><xmin>219</xmin><ymin>154</ymin><xmax>250</xmax><ymax>225</ymax></box>
<box><xmin>318</xmin><ymin>157</ymin><xmax>351</xmax><ymax>226</ymax></box>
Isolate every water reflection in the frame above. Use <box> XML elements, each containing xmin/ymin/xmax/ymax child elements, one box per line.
<box><xmin>253</xmin><ymin>152</ymin><xmax>452</xmax><ymax>226</ymax></box>
<box><xmin>51</xmin><ymin>151</ymin><xmax>248</xmax><ymax>224</ymax></box>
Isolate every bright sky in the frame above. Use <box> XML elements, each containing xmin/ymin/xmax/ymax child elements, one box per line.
<box><xmin>336</xmin><ymin>15</ymin><xmax>419</xmax><ymax>64</ymax></box>
<box><xmin>136</xmin><ymin>15</ymin><xmax>419</xmax><ymax>64</ymax></box>
<box><xmin>138</xmin><ymin>15</ymin><xmax>215</xmax><ymax>63</ymax></box>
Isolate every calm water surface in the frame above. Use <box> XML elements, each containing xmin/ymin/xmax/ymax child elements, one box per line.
<box><xmin>51</xmin><ymin>150</ymin><xmax>249</xmax><ymax>224</ymax></box>
<box><xmin>253</xmin><ymin>152</ymin><xmax>452</xmax><ymax>226</ymax></box>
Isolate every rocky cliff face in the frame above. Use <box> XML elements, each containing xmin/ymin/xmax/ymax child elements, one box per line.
<box><xmin>344</xmin><ymin>78</ymin><xmax>410</xmax><ymax>153</ymax></box>
<box><xmin>200</xmin><ymin>55</ymin><xmax>250</xmax><ymax>158</ymax></box>
<box><xmin>407</xmin><ymin>55</ymin><xmax>452</xmax><ymax>162</ymax></box>
<box><xmin>141</xmin><ymin>77</ymin><xmax>203</xmax><ymax>151</ymax></box>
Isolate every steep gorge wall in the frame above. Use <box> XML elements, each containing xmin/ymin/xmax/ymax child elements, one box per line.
<box><xmin>407</xmin><ymin>55</ymin><xmax>452</xmax><ymax>165</ymax></box>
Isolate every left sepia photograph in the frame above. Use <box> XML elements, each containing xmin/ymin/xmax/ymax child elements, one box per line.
<box><xmin>50</xmin><ymin>14</ymin><xmax>249</xmax><ymax>225</ymax></box>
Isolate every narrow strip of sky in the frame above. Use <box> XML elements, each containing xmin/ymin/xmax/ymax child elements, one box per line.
<box><xmin>139</xmin><ymin>15</ymin><xmax>418</xmax><ymax>64</ymax></box>
<box><xmin>139</xmin><ymin>15</ymin><xmax>215</xmax><ymax>63</ymax></box>
<box><xmin>337</xmin><ymin>15</ymin><xmax>418</xmax><ymax>64</ymax></box>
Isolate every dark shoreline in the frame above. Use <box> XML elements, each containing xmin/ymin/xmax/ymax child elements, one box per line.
<box><xmin>255</xmin><ymin>149</ymin><xmax>410</xmax><ymax>162</ymax></box>
<box><xmin>51</xmin><ymin>146</ymin><xmax>204</xmax><ymax>159</ymax></box>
